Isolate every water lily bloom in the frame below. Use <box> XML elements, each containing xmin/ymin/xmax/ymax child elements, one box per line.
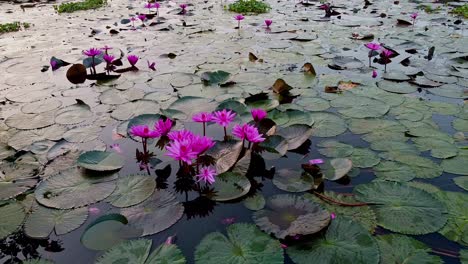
<box><xmin>213</xmin><ymin>109</ymin><xmax>236</xmax><ymax>127</ymax></box>
<box><xmin>380</xmin><ymin>49</ymin><xmax>393</xmax><ymax>72</ymax></box>
<box><xmin>319</xmin><ymin>3</ymin><xmax>330</xmax><ymax>10</ymax></box>
<box><xmin>410</xmin><ymin>12</ymin><xmax>418</xmax><ymax>20</ymax></box>
<box><xmin>191</xmin><ymin>135</ymin><xmax>215</xmax><ymax>155</ymax></box>
<box><xmin>364</xmin><ymin>42</ymin><xmax>381</xmax><ymax>51</ymax></box>
<box><xmin>234</xmin><ymin>14</ymin><xmax>245</xmax><ymax>28</ymax></box>
<box><xmin>251</xmin><ymin>108</ymin><xmax>267</xmax><ymax>122</ymax></box>
<box><xmin>180</xmin><ymin>4</ymin><xmax>187</xmax><ymax>14</ymax></box>
<box><xmin>103</xmin><ymin>54</ymin><xmax>115</xmax><ymax>64</ymax></box>
<box><xmin>168</xmin><ymin>129</ymin><xmax>194</xmax><ymax>142</ymax></box>
<box><xmin>130</xmin><ymin>125</ymin><xmax>159</xmax><ymax>138</ymax></box>
<box><xmin>166</xmin><ymin>139</ymin><xmax>198</xmax><ymax>164</ymax></box>
<box><xmin>264</xmin><ymin>19</ymin><xmax>272</xmax><ymax>27</ymax></box>
<box><xmin>147</xmin><ymin>60</ymin><xmax>156</xmax><ymax>71</ymax></box>
<box><xmin>331</xmin><ymin>212</ymin><xmax>336</xmax><ymax>219</ymax></box>
<box><xmin>381</xmin><ymin>49</ymin><xmax>393</xmax><ymax>58</ymax></box>
<box><xmin>127</xmin><ymin>55</ymin><xmax>139</xmax><ymax>66</ymax></box>
<box><xmin>193</xmin><ymin>112</ymin><xmax>214</xmax><ymax>123</ymax></box>
<box><xmin>233</xmin><ymin>124</ymin><xmax>265</xmax><ymax>143</ymax></box>
<box><xmin>152</xmin><ymin>2</ymin><xmax>160</xmax><ymax>9</ymax></box>
<box><xmin>130</xmin><ymin>16</ymin><xmax>137</xmax><ymax>27</ymax></box>
<box><xmin>50</xmin><ymin>60</ymin><xmax>58</xmax><ymax>71</ymax></box>
<box><xmin>83</xmin><ymin>48</ymin><xmax>102</xmax><ymax>57</ymax></box>
<box><xmin>154</xmin><ymin>118</ymin><xmax>173</xmax><ymax>137</ymax></box>
<box><xmin>372</xmin><ymin>70</ymin><xmax>378</xmax><ymax>78</ymax></box>
<box><xmin>138</xmin><ymin>14</ymin><xmax>146</xmax><ymax>22</ymax></box>
<box><xmin>144</xmin><ymin>2</ymin><xmax>152</xmax><ymax>11</ymax></box>
<box><xmin>196</xmin><ymin>166</ymin><xmax>217</xmax><ymax>184</ymax></box>
<box><xmin>309</xmin><ymin>159</ymin><xmax>324</xmax><ymax>165</ymax></box>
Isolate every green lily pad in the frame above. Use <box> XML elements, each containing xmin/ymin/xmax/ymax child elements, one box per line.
<box><xmin>78</xmin><ymin>151</ymin><xmax>124</xmax><ymax>171</ymax></box>
<box><xmin>434</xmin><ymin>191</ymin><xmax>468</xmax><ymax>246</ymax></box>
<box><xmin>382</xmin><ymin>153</ymin><xmax>443</xmax><ymax>179</ymax></box>
<box><xmin>35</xmin><ymin>167</ymin><xmax>117</xmax><ymax>209</ymax></box>
<box><xmin>5</xmin><ymin>111</ymin><xmax>56</xmax><ymax>130</ymax></box>
<box><xmin>0</xmin><ymin>202</ymin><xmax>26</xmax><ymax>239</ymax></box>
<box><xmin>370</xmin><ymin>141</ymin><xmax>418</xmax><ymax>154</ymax></box>
<box><xmin>268</xmin><ymin>109</ymin><xmax>289</xmax><ymax>126</ymax></box>
<box><xmin>243</xmin><ymin>193</ymin><xmax>266</xmax><ymax>211</ymax></box>
<box><xmin>377</xmin><ymin>80</ymin><xmax>418</xmax><ymax>94</ymax></box>
<box><xmin>168</xmin><ymin>97</ymin><xmax>217</xmax><ymax>119</ymax></box>
<box><xmin>354</xmin><ymin>181</ymin><xmax>448</xmax><ymax>235</ymax></box>
<box><xmin>276</xmin><ymin>124</ymin><xmax>313</xmax><ymax>150</ymax></box>
<box><xmin>201</xmin><ymin>70</ymin><xmax>231</xmax><ymax>85</ymax></box>
<box><xmin>304</xmin><ymin>192</ymin><xmax>377</xmax><ymax>232</ymax></box>
<box><xmin>121</xmin><ymin>190</ymin><xmax>184</xmax><ymax>236</ymax></box>
<box><xmin>283</xmin><ymin>110</ymin><xmax>314</xmax><ymax>127</ymax></box>
<box><xmin>246</xmin><ymin>99</ymin><xmax>280</xmax><ymax>111</ymax></box>
<box><xmin>407</xmin><ymin>126</ymin><xmax>454</xmax><ymax>143</ymax></box>
<box><xmin>349</xmin><ymin>148</ymin><xmax>380</xmax><ymax>168</ymax></box>
<box><xmin>413</xmin><ymin>137</ymin><xmax>458</xmax><ymax>159</ymax></box>
<box><xmin>207</xmin><ymin>141</ymin><xmax>243</xmax><ymax>174</ymax></box>
<box><xmin>321</xmin><ymin>158</ymin><xmax>353</xmax><ymax>181</ymax></box>
<box><xmin>96</xmin><ymin>239</ymin><xmax>186</xmax><ymax>264</ymax></box>
<box><xmin>453</xmin><ymin>118</ymin><xmax>468</xmax><ymax>132</ymax></box>
<box><xmin>63</xmin><ymin>125</ymin><xmax>102</xmax><ymax>143</ymax></box>
<box><xmin>348</xmin><ymin>118</ymin><xmax>405</xmax><ymax>134</ymax></box>
<box><xmin>309</xmin><ymin>112</ymin><xmax>347</xmax><ymax>137</ymax></box>
<box><xmin>441</xmin><ymin>153</ymin><xmax>468</xmax><ymax>175</ymax></box>
<box><xmin>55</xmin><ymin>102</ymin><xmax>93</xmax><ymax>125</ymax></box>
<box><xmin>194</xmin><ymin>223</ymin><xmax>283</xmax><ymax>264</ymax></box>
<box><xmin>111</xmin><ymin>100</ymin><xmax>160</xmax><ymax>121</ymax></box>
<box><xmin>317</xmin><ymin>140</ymin><xmax>354</xmax><ymax>158</ymax></box>
<box><xmin>428</xmin><ymin>84</ymin><xmax>467</xmax><ymax>98</ymax></box>
<box><xmin>373</xmin><ymin>161</ymin><xmax>415</xmax><ymax>182</ymax></box>
<box><xmin>273</xmin><ymin>169</ymin><xmax>315</xmax><ymax>193</ymax></box>
<box><xmin>295</xmin><ymin>97</ymin><xmax>330</xmax><ymax>111</ymax></box>
<box><xmin>287</xmin><ymin>217</ymin><xmax>379</xmax><ymax>264</ymax></box>
<box><xmin>210</xmin><ymin>172</ymin><xmax>251</xmax><ymax>202</ymax></box>
<box><xmin>107</xmin><ymin>175</ymin><xmax>156</xmax><ymax>208</ymax></box>
<box><xmin>81</xmin><ymin>214</ymin><xmax>142</xmax><ymax>251</ymax></box>
<box><xmin>331</xmin><ymin>95</ymin><xmax>389</xmax><ymax>119</ymax></box>
<box><xmin>376</xmin><ymin>234</ymin><xmax>443</xmax><ymax>264</ymax></box>
<box><xmin>216</xmin><ymin>100</ymin><xmax>247</xmax><ymax>115</ymax></box>
<box><xmin>253</xmin><ymin>194</ymin><xmax>330</xmax><ymax>239</ymax></box>
<box><xmin>24</xmin><ymin>204</ymin><xmax>88</xmax><ymax>238</ymax></box>
<box><xmin>426</xmin><ymin>101</ymin><xmax>460</xmax><ymax>115</ymax></box>
<box><xmin>0</xmin><ymin>161</ymin><xmax>38</xmax><ymax>201</ymax></box>
<box><xmin>454</xmin><ymin>176</ymin><xmax>468</xmax><ymax>191</ymax></box>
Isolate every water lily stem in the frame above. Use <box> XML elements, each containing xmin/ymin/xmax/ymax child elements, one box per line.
<box><xmin>313</xmin><ymin>191</ymin><xmax>368</xmax><ymax>207</ymax></box>
<box><xmin>203</xmin><ymin>122</ymin><xmax>206</xmax><ymax>136</ymax></box>
<box><xmin>224</xmin><ymin>126</ymin><xmax>227</xmax><ymax>139</ymax></box>
<box><xmin>368</xmin><ymin>56</ymin><xmax>371</xmax><ymax>67</ymax></box>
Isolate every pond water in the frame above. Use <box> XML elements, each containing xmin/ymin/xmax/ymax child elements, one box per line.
<box><xmin>0</xmin><ymin>0</ymin><xmax>467</xmax><ymax>263</ymax></box>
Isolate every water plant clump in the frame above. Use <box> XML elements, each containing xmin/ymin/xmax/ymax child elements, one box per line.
<box><xmin>54</xmin><ymin>0</ymin><xmax>107</xmax><ymax>13</ymax></box>
<box><xmin>451</xmin><ymin>4</ymin><xmax>468</xmax><ymax>18</ymax></box>
<box><xmin>0</xmin><ymin>22</ymin><xmax>30</xmax><ymax>33</ymax></box>
<box><xmin>228</xmin><ymin>0</ymin><xmax>271</xmax><ymax>14</ymax></box>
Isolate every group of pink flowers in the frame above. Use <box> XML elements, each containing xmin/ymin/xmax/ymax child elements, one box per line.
<box><xmin>233</xmin><ymin>15</ymin><xmax>273</xmax><ymax>29</ymax></box>
<box><xmin>364</xmin><ymin>42</ymin><xmax>394</xmax><ymax>73</ymax></box>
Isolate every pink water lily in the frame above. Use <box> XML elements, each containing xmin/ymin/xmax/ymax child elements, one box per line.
<box><xmin>233</xmin><ymin>123</ymin><xmax>265</xmax><ymax>145</ymax></box>
<box><xmin>372</xmin><ymin>69</ymin><xmax>378</xmax><ymax>78</ymax></box>
<box><xmin>166</xmin><ymin>139</ymin><xmax>198</xmax><ymax>164</ymax></box>
<box><xmin>365</xmin><ymin>42</ymin><xmax>381</xmax><ymax>51</ymax></box>
<box><xmin>213</xmin><ymin>109</ymin><xmax>236</xmax><ymax>138</ymax></box>
<box><xmin>221</xmin><ymin>217</ymin><xmax>235</xmax><ymax>225</ymax></box>
<box><xmin>168</xmin><ymin>130</ymin><xmax>194</xmax><ymax>142</ymax></box>
<box><xmin>144</xmin><ymin>2</ymin><xmax>152</xmax><ymax>11</ymax></box>
<box><xmin>101</xmin><ymin>45</ymin><xmax>112</xmax><ymax>54</ymax></box>
<box><xmin>152</xmin><ymin>2</ymin><xmax>160</xmax><ymax>9</ymax></box>
<box><xmin>193</xmin><ymin>112</ymin><xmax>214</xmax><ymax>136</ymax></box>
<box><xmin>154</xmin><ymin>118</ymin><xmax>173</xmax><ymax>137</ymax></box>
<box><xmin>180</xmin><ymin>4</ymin><xmax>187</xmax><ymax>14</ymax></box>
<box><xmin>380</xmin><ymin>49</ymin><xmax>393</xmax><ymax>73</ymax></box>
<box><xmin>264</xmin><ymin>19</ymin><xmax>272</xmax><ymax>28</ymax></box>
<box><xmin>147</xmin><ymin>60</ymin><xmax>156</xmax><ymax>71</ymax></box>
<box><xmin>83</xmin><ymin>48</ymin><xmax>102</xmax><ymax>57</ymax></box>
<box><xmin>103</xmin><ymin>54</ymin><xmax>115</xmax><ymax>64</ymax></box>
<box><xmin>130</xmin><ymin>125</ymin><xmax>159</xmax><ymax>138</ymax></box>
<box><xmin>309</xmin><ymin>159</ymin><xmax>324</xmax><ymax>165</ymax></box>
<box><xmin>50</xmin><ymin>60</ymin><xmax>58</xmax><ymax>71</ymax></box>
<box><xmin>196</xmin><ymin>166</ymin><xmax>217</xmax><ymax>184</ymax></box>
<box><xmin>251</xmin><ymin>108</ymin><xmax>267</xmax><ymax>122</ymax></box>
<box><xmin>191</xmin><ymin>135</ymin><xmax>215</xmax><ymax>155</ymax></box>
<box><xmin>331</xmin><ymin>212</ymin><xmax>336</xmax><ymax>219</ymax></box>
<box><xmin>89</xmin><ymin>207</ymin><xmax>101</xmax><ymax>215</ymax></box>
<box><xmin>410</xmin><ymin>12</ymin><xmax>418</xmax><ymax>20</ymax></box>
<box><xmin>234</xmin><ymin>14</ymin><xmax>245</xmax><ymax>28</ymax></box>
<box><xmin>127</xmin><ymin>54</ymin><xmax>139</xmax><ymax>67</ymax></box>
<box><xmin>381</xmin><ymin>49</ymin><xmax>393</xmax><ymax>58</ymax></box>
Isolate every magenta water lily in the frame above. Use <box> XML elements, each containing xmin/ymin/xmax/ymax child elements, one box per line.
<box><xmin>380</xmin><ymin>49</ymin><xmax>393</xmax><ymax>72</ymax></box>
<box><xmin>410</xmin><ymin>12</ymin><xmax>418</xmax><ymax>28</ymax></box>
<box><xmin>251</xmin><ymin>108</ymin><xmax>267</xmax><ymax>122</ymax></box>
<box><xmin>180</xmin><ymin>4</ymin><xmax>187</xmax><ymax>14</ymax></box>
<box><xmin>196</xmin><ymin>166</ymin><xmax>217</xmax><ymax>185</ymax></box>
<box><xmin>372</xmin><ymin>69</ymin><xmax>378</xmax><ymax>78</ymax></box>
<box><xmin>83</xmin><ymin>48</ymin><xmax>102</xmax><ymax>75</ymax></box>
<box><xmin>264</xmin><ymin>19</ymin><xmax>272</xmax><ymax>28</ymax></box>
<box><xmin>213</xmin><ymin>109</ymin><xmax>236</xmax><ymax>138</ymax></box>
<box><xmin>234</xmin><ymin>14</ymin><xmax>245</xmax><ymax>28</ymax></box>
<box><xmin>127</xmin><ymin>54</ymin><xmax>139</xmax><ymax>67</ymax></box>
<box><xmin>364</xmin><ymin>42</ymin><xmax>381</xmax><ymax>67</ymax></box>
<box><xmin>193</xmin><ymin>112</ymin><xmax>214</xmax><ymax>136</ymax></box>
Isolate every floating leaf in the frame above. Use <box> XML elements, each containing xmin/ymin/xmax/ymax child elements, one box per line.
<box><xmin>107</xmin><ymin>175</ymin><xmax>156</xmax><ymax>208</ymax></box>
<box><xmin>309</xmin><ymin>112</ymin><xmax>347</xmax><ymax>137</ymax></box>
<box><xmin>126</xmin><ymin>114</ymin><xmax>163</xmax><ymax>141</ymax></box>
<box><xmin>454</xmin><ymin>176</ymin><xmax>468</xmax><ymax>191</ymax></box>
<box><xmin>201</xmin><ymin>70</ymin><xmax>231</xmax><ymax>85</ymax></box>
<box><xmin>304</xmin><ymin>192</ymin><xmax>377</xmax><ymax>232</ymax></box>
<box><xmin>377</xmin><ymin>80</ymin><xmax>417</xmax><ymax>94</ymax></box>
<box><xmin>383</xmin><ymin>153</ymin><xmax>443</xmax><ymax>179</ymax></box>
<box><xmin>454</xmin><ymin>118</ymin><xmax>468</xmax><ymax>132</ymax></box>
<box><xmin>24</xmin><ymin>204</ymin><xmax>88</xmax><ymax>238</ymax></box>
<box><xmin>210</xmin><ymin>172</ymin><xmax>251</xmax><ymax>202</ymax></box>
<box><xmin>55</xmin><ymin>101</ymin><xmax>93</xmax><ymax>125</ymax></box>
<box><xmin>321</xmin><ymin>158</ymin><xmax>353</xmax><ymax>181</ymax></box>
<box><xmin>111</xmin><ymin>100</ymin><xmax>160</xmax><ymax>121</ymax></box>
<box><xmin>81</xmin><ymin>214</ymin><xmax>142</xmax><ymax>251</ymax></box>
<box><xmin>78</xmin><ymin>151</ymin><xmax>124</xmax><ymax>171</ymax></box>
<box><xmin>5</xmin><ymin>111</ymin><xmax>55</xmax><ymax>130</ymax></box>
<box><xmin>121</xmin><ymin>190</ymin><xmax>184</xmax><ymax>236</ymax></box>
<box><xmin>207</xmin><ymin>141</ymin><xmax>243</xmax><ymax>174</ymax></box>
<box><xmin>373</xmin><ymin>161</ymin><xmax>415</xmax><ymax>182</ymax></box>
<box><xmin>441</xmin><ymin>153</ymin><xmax>468</xmax><ymax>175</ymax></box>
<box><xmin>317</xmin><ymin>140</ymin><xmax>354</xmax><ymax>158</ymax></box>
<box><xmin>243</xmin><ymin>193</ymin><xmax>266</xmax><ymax>211</ymax></box>
<box><xmin>35</xmin><ymin>167</ymin><xmax>117</xmax><ymax>209</ymax></box>
<box><xmin>332</xmin><ymin>95</ymin><xmax>390</xmax><ymax>119</ymax></box>
<box><xmin>287</xmin><ymin>217</ymin><xmax>379</xmax><ymax>264</ymax></box>
<box><xmin>253</xmin><ymin>194</ymin><xmax>330</xmax><ymax>239</ymax></box>
<box><xmin>276</xmin><ymin>124</ymin><xmax>313</xmax><ymax>150</ymax></box>
<box><xmin>0</xmin><ymin>202</ymin><xmax>26</xmax><ymax>239</ymax></box>
<box><xmin>413</xmin><ymin>137</ymin><xmax>458</xmax><ymax>159</ymax></box>
<box><xmin>434</xmin><ymin>191</ymin><xmax>468</xmax><ymax>246</ymax></box>
<box><xmin>376</xmin><ymin>234</ymin><xmax>443</xmax><ymax>264</ymax></box>
<box><xmin>354</xmin><ymin>181</ymin><xmax>447</xmax><ymax>235</ymax></box>
<box><xmin>349</xmin><ymin>148</ymin><xmax>380</xmax><ymax>168</ymax></box>
<box><xmin>195</xmin><ymin>223</ymin><xmax>283</xmax><ymax>264</ymax></box>
<box><xmin>273</xmin><ymin>169</ymin><xmax>314</xmax><ymax>192</ymax></box>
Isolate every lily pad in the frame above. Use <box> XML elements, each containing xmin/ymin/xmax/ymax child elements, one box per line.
<box><xmin>428</xmin><ymin>84</ymin><xmax>467</xmax><ymax>99</ymax></box>
<box><xmin>201</xmin><ymin>70</ymin><xmax>231</xmax><ymax>85</ymax></box>
<box><xmin>349</xmin><ymin>148</ymin><xmax>380</xmax><ymax>168</ymax></box>
<box><xmin>376</xmin><ymin>234</ymin><xmax>443</xmax><ymax>264</ymax></box>
<box><xmin>287</xmin><ymin>217</ymin><xmax>379</xmax><ymax>264</ymax></box>
<box><xmin>413</xmin><ymin>137</ymin><xmax>458</xmax><ymax>159</ymax></box>
<box><xmin>317</xmin><ymin>140</ymin><xmax>354</xmax><ymax>158</ymax></box>
<box><xmin>194</xmin><ymin>223</ymin><xmax>283</xmax><ymax>264</ymax></box>
<box><xmin>121</xmin><ymin>190</ymin><xmax>184</xmax><ymax>236</ymax></box>
<box><xmin>96</xmin><ymin>239</ymin><xmax>186</xmax><ymax>264</ymax></box>
<box><xmin>253</xmin><ymin>194</ymin><xmax>330</xmax><ymax>239</ymax></box>
<box><xmin>435</xmin><ymin>191</ymin><xmax>468</xmax><ymax>246</ymax></box>
<box><xmin>321</xmin><ymin>158</ymin><xmax>353</xmax><ymax>181</ymax></box>
<box><xmin>273</xmin><ymin>169</ymin><xmax>314</xmax><ymax>192</ymax></box>
<box><xmin>107</xmin><ymin>175</ymin><xmax>156</xmax><ymax>208</ymax></box>
<box><xmin>77</xmin><ymin>151</ymin><xmax>124</xmax><ymax>171</ymax></box>
<box><xmin>55</xmin><ymin>102</ymin><xmax>93</xmax><ymax>125</ymax></box>
<box><xmin>243</xmin><ymin>193</ymin><xmax>266</xmax><ymax>211</ymax></box>
<box><xmin>0</xmin><ymin>202</ymin><xmax>26</xmax><ymax>239</ymax></box>
<box><xmin>441</xmin><ymin>153</ymin><xmax>468</xmax><ymax>175</ymax></box>
<box><xmin>24</xmin><ymin>204</ymin><xmax>88</xmax><ymax>238</ymax></box>
<box><xmin>309</xmin><ymin>112</ymin><xmax>347</xmax><ymax>137</ymax></box>
<box><xmin>276</xmin><ymin>124</ymin><xmax>313</xmax><ymax>150</ymax></box>
<box><xmin>331</xmin><ymin>96</ymin><xmax>389</xmax><ymax>119</ymax></box>
<box><xmin>377</xmin><ymin>80</ymin><xmax>417</xmax><ymax>94</ymax></box>
<box><xmin>383</xmin><ymin>153</ymin><xmax>443</xmax><ymax>179</ymax></box>
<box><xmin>81</xmin><ymin>214</ymin><xmax>142</xmax><ymax>251</ymax></box>
<box><xmin>5</xmin><ymin>111</ymin><xmax>55</xmax><ymax>130</ymax></box>
<box><xmin>453</xmin><ymin>118</ymin><xmax>468</xmax><ymax>132</ymax></box>
<box><xmin>454</xmin><ymin>176</ymin><xmax>468</xmax><ymax>191</ymax></box>
<box><xmin>35</xmin><ymin>167</ymin><xmax>117</xmax><ymax>209</ymax></box>
<box><xmin>210</xmin><ymin>172</ymin><xmax>251</xmax><ymax>202</ymax></box>
<box><xmin>354</xmin><ymin>181</ymin><xmax>448</xmax><ymax>235</ymax></box>
<box><xmin>126</xmin><ymin>114</ymin><xmax>163</xmax><ymax>141</ymax></box>
<box><xmin>373</xmin><ymin>161</ymin><xmax>415</xmax><ymax>182</ymax></box>
<box><xmin>304</xmin><ymin>192</ymin><xmax>377</xmax><ymax>232</ymax></box>
<box><xmin>167</xmin><ymin>97</ymin><xmax>217</xmax><ymax>119</ymax></box>
<box><xmin>207</xmin><ymin>141</ymin><xmax>243</xmax><ymax>174</ymax></box>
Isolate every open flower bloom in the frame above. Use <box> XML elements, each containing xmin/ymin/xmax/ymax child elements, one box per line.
<box><xmin>309</xmin><ymin>159</ymin><xmax>324</xmax><ymax>165</ymax></box>
<box><xmin>138</xmin><ymin>14</ymin><xmax>146</xmax><ymax>21</ymax></box>
<box><xmin>381</xmin><ymin>49</ymin><xmax>393</xmax><ymax>58</ymax></box>
<box><xmin>319</xmin><ymin>3</ymin><xmax>330</xmax><ymax>10</ymax></box>
<box><xmin>127</xmin><ymin>55</ymin><xmax>139</xmax><ymax>66</ymax></box>
<box><xmin>166</xmin><ymin>139</ymin><xmax>198</xmax><ymax>164</ymax></box>
<box><xmin>144</xmin><ymin>2</ymin><xmax>152</xmax><ymax>9</ymax></box>
<box><xmin>180</xmin><ymin>4</ymin><xmax>187</xmax><ymax>10</ymax></box>
<box><xmin>196</xmin><ymin>166</ymin><xmax>217</xmax><ymax>184</ymax></box>
<box><xmin>372</xmin><ymin>70</ymin><xmax>378</xmax><ymax>78</ymax></box>
<box><xmin>83</xmin><ymin>48</ymin><xmax>102</xmax><ymax>57</ymax></box>
<box><xmin>234</xmin><ymin>14</ymin><xmax>245</xmax><ymax>21</ymax></box>
<box><xmin>410</xmin><ymin>12</ymin><xmax>418</xmax><ymax>20</ymax></box>
<box><xmin>154</xmin><ymin>118</ymin><xmax>173</xmax><ymax>137</ymax></box>
<box><xmin>191</xmin><ymin>135</ymin><xmax>215</xmax><ymax>155</ymax></box>
<box><xmin>251</xmin><ymin>108</ymin><xmax>267</xmax><ymax>122</ymax></box>
<box><xmin>233</xmin><ymin>124</ymin><xmax>265</xmax><ymax>143</ymax></box>
<box><xmin>152</xmin><ymin>2</ymin><xmax>160</xmax><ymax>9</ymax></box>
<box><xmin>364</xmin><ymin>42</ymin><xmax>381</xmax><ymax>51</ymax></box>
<box><xmin>101</xmin><ymin>45</ymin><xmax>112</xmax><ymax>52</ymax></box>
<box><xmin>192</xmin><ymin>112</ymin><xmax>214</xmax><ymax>123</ymax></box>
<box><xmin>103</xmin><ymin>54</ymin><xmax>115</xmax><ymax>64</ymax></box>
<box><xmin>130</xmin><ymin>16</ymin><xmax>137</xmax><ymax>21</ymax></box>
<box><xmin>212</xmin><ymin>109</ymin><xmax>236</xmax><ymax>127</ymax></box>
<box><xmin>264</xmin><ymin>19</ymin><xmax>272</xmax><ymax>27</ymax></box>
<box><xmin>130</xmin><ymin>125</ymin><xmax>159</xmax><ymax>138</ymax></box>
<box><xmin>168</xmin><ymin>130</ymin><xmax>194</xmax><ymax>142</ymax></box>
